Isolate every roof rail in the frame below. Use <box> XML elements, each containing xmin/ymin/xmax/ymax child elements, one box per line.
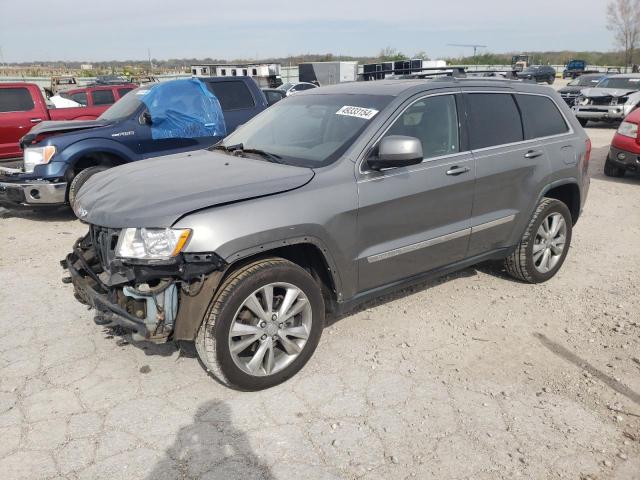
<box><xmin>358</xmin><ymin>65</ymin><xmax>518</xmax><ymax>81</ymax></box>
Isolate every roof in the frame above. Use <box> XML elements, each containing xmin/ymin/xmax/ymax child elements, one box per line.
<box><xmin>608</xmin><ymin>73</ymin><xmax>640</xmax><ymax>78</ymax></box>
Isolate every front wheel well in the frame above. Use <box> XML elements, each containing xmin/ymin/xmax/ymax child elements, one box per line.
<box><xmin>544</xmin><ymin>183</ymin><xmax>580</xmax><ymax>224</ymax></box>
<box><xmin>72</xmin><ymin>152</ymin><xmax>127</xmax><ymax>176</ymax></box>
<box><xmin>221</xmin><ymin>243</ymin><xmax>338</xmax><ymax>311</ymax></box>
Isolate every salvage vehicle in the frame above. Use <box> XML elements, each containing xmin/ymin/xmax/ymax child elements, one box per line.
<box><xmin>605</xmin><ymin>107</ymin><xmax>640</xmax><ymax>177</ymax></box>
<box><xmin>572</xmin><ymin>74</ymin><xmax>640</xmax><ymax>127</ymax></box>
<box><xmin>277</xmin><ymin>82</ymin><xmax>318</xmax><ymax>96</ymax></box>
<box><xmin>516</xmin><ymin>65</ymin><xmax>556</xmax><ymax>84</ymax></box>
<box><xmin>262</xmin><ymin>88</ymin><xmax>287</xmax><ymax>106</ymax></box>
<box><xmin>562</xmin><ymin>59</ymin><xmax>599</xmax><ymax>79</ymax></box>
<box><xmin>511</xmin><ymin>54</ymin><xmax>530</xmax><ymax>72</ymax></box>
<box><xmin>64</xmin><ymin>77</ymin><xmax>591</xmax><ymax>390</ymax></box>
<box><xmin>0</xmin><ymin>77</ymin><xmax>267</xmax><ymax>208</ymax></box>
<box><xmin>557</xmin><ymin>73</ymin><xmax>605</xmax><ymax>106</ymax></box>
<box><xmin>0</xmin><ymin>83</ymin><xmax>113</xmax><ymax>161</ymax></box>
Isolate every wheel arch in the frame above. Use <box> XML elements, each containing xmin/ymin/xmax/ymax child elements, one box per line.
<box><xmin>540</xmin><ymin>180</ymin><xmax>581</xmax><ymax>225</ymax></box>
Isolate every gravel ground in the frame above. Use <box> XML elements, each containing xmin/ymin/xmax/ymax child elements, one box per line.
<box><xmin>0</xmin><ymin>105</ymin><xmax>639</xmax><ymax>479</ymax></box>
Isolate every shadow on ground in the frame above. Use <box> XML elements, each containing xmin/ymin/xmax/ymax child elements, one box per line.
<box><xmin>0</xmin><ymin>205</ymin><xmax>77</xmax><ymax>222</ymax></box>
<box><xmin>144</xmin><ymin>400</ymin><xmax>274</xmax><ymax>480</ymax></box>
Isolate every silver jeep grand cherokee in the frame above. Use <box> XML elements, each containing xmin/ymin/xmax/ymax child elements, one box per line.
<box><xmin>65</xmin><ymin>78</ymin><xmax>591</xmax><ymax>390</ymax></box>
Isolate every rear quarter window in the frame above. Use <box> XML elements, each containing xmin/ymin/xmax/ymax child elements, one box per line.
<box><xmin>205</xmin><ymin>81</ymin><xmax>255</xmax><ymax>111</ymax></box>
<box><xmin>516</xmin><ymin>94</ymin><xmax>569</xmax><ymax>139</ymax></box>
<box><xmin>0</xmin><ymin>88</ymin><xmax>35</xmax><ymax>112</ymax></box>
<box><xmin>70</xmin><ymin>92</ymin><xmax>88</xmax><ymax>105</ymax></box>
<box><xmin>118</xmin><ymin>88</ymin><xmax>134</xmax><ymax>98</ymax></box>
<box><xmin>466</xmin><ymin>93</ymin><xmax>524</xmax><ymax>149</ymax></box>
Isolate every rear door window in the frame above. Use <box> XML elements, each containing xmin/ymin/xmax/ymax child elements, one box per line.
<box><xmin>516</xmin><ymin>94</ymin><xmax>569</xmax><ymax>139</ymax></box>
<box><xmin>118</xmin><ymin>88</ymin><xmax>134</xmax><ymax>98</ymax></box>
<box><xmin>205</xmin><ymin>81</ymin><xmax>255</xmax><ymax>111</ymax></box>
<box><xmin>465</xmin><ymin>93</ymin><xmax>523</xmax><ymax>149</ymax></box>
<box><xmin>91</xmin><ymin>89</ymin><xmax>116</xmax><ymax>106</ymax></box>
<box><xmin>0</xmin><ymin>88</ymin><xmax>35</xmax><ymax>112</ymax></box>
<box><xmin>70</xmin><ymin>92</ymin><xmax>88</xmax><ymax>105</ymax></box>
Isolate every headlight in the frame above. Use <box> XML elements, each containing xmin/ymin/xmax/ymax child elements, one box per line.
<box><xmin>578</xmin><ymin>96</ymin><xmax>590</xmax><ymax>106</ymax></box>
<box><xmin>617</xmin><ymin>121</ymin><xmax>638</xmax><ymax>139</ymax></box>
<box><xmin>115</xmin><ymin>228</ymin><xmax>192</xmax><ymax>260</ymax></box>
<box><xmin>23</xmin><ymin>146</ymin><xmax>56</xmax><ymax>173</ymax></box>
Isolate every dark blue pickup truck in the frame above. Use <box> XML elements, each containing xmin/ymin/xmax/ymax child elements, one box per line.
<box><xmin>0</xmin><ymin>76</ymin><xmax>268</xmax><ymax>207</ymax></box>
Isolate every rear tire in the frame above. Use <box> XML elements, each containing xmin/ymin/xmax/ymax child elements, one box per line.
<box><xmin>547</xmin><ymin>75</ymin><xmax>555</xmax><ymax>84</ymax></box>
<box><xmin>68</xmin><ymin>166</ymin><xmax>108</xmax><ymax>208</ymax></box>
<box><xmin>195</xmin><ymin>257</ymin><xmax>324</xmax><ymax>390</ymax></box>
<box><xmin>504</xmin><ymin>198</ymin><xmax>572</xmax><ymax>284</ymax></box>
<box><xmin>604</xmin><ymin>158</ymin><xmax>626</xmax><ymax>177</ymax></box>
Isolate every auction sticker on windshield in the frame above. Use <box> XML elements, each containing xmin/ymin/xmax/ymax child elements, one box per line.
<box><xmin>336</xmin><ymin>106</ymin><xmax>379</xmax><ymax>120</ymax></box>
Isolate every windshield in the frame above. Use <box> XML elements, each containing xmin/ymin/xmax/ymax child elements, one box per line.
<box><xmin>278</xmin><ymin>83</ymin><xmax>294</xmax><ymax>91</ymax></box>
<box><xmin>595</xmin><ymin>77</ymin><xmax>640</xmax><ymax>90</ymax></box>
<box><xmin>218</xmin><ymin>93</ymin><xmax>394</xmax><ymax>167</ymax></box>
<box><xmin>569</xmin><ymin>76</ymin><xmax>602</xmax><ymax>86</ymax></box>
<box><xmin>98</xmin><ymin>86</ymin><xmax>151</xmax><ymax>121</ymax></box>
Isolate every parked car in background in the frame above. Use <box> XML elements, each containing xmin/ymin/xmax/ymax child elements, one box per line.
<box><xmin>605</xmin><ymin>107</ymin><xmax>640</xmax><ymax>177</ymax></box>
<box><xmin>572</xmin><ymin>74</ymin><xmax>640</xmax><ymax>126</ymax></box>
<box><xmin>0</xmin><ymin>83</ymin><xmax>117</xmax><ymax>161</ymax></box>
<box><xmin>562</xmin><ymin>59</ymin><xmax>599</xmax><ymax>79</ymax></box>
<box><xmin>516</xmin><ymin>65</ymin><xmax>557</xmax><ymax>84</ymax></box>
<box><xmin>262</xmin><ymin>88</ymin><xmax>287</xmax><ymax>106</ymax></box>
<box><xmin>558</xmin><ymin>73</ymin><xmax>605</xmax><ymax>106</ymax></box>
<box><xmin>59</xmin><ymin>84</ymin><xmax>136</xmax><ymax>108</ymax></box>
<box><xmin>0</xmin><ymin>77</ymin><xmax>268</xmax><ymax>208</ymax></box>
<box><xmin>277</xmin><ymin>82</ymin><xmax>318</xmax><ymax>96</ymax></box>
<box><xmin>65</xmin><ymin>78</ymin><xmax>590</xmax><ymax>390</ymax></box>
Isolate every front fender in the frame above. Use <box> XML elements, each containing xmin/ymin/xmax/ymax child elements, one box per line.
<box><xmin>60</xmin><ymin>138</ymin><xmax>135</xmax><ymax>166</ymax></box>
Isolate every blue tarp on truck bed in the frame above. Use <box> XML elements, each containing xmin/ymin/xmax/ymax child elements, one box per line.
<box><xmin>140</xmin><ymin>79</ymin><xmax>227</xmax><ymax>140</ymax></box>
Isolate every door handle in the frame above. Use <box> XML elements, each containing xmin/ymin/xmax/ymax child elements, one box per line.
<box><xmin>524</xmin><ymin>150</ymin><xmax>543</xmax><ymax>159</ymax></box>
<box><xmin>446</xmin><ymin>166</ymin><xmax>470</xmax><ymax>176</ymax></box>
<box><xmin>30</xmin><ymin>118</ymin><xmax>43</xmax><ymax>123</ymax></box>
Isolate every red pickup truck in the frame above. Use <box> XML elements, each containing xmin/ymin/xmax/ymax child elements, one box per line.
<box><xmin>0</xmin><ymin>83</ymin><xmax>135</xmax><ymax>161</ymax></box>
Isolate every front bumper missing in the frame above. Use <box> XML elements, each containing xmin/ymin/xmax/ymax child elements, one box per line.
<box><xmin>63</xmin><ymin>233</ymin><xmax>227</xmax><ymax>343</ymax></box>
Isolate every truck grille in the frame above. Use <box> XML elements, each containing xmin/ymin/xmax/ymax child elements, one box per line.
<box><xmin>90</xmin><ymin>225</ymin><xmax>120</xmax><ymax>271</ymax></box>
<box><xmin>589</xmin><ymin>97</ymin><xmax>613</xmax><ymax>106</ymax></box>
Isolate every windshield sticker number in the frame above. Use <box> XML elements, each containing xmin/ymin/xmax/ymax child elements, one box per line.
<box><xmin>336</xmin><ymin>106</ymin><xmax>379</xmax><ymax>120</ymax></box>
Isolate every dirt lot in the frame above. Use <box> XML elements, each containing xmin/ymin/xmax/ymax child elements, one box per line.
<box><xmin>0</xmin><ymin>120</ymin><xmax>639</xmax><ymax>478</ymax></box>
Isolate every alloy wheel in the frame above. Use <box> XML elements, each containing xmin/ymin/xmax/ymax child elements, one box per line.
<box><xmin>228</xmin><ymin>282</ymin><xmax>312</xmax><ymax>376</ymax></box>
<box><xmin>532</xmin><ymin>213</ymin><xmax>567</xmax><ymax>274</ymax></box>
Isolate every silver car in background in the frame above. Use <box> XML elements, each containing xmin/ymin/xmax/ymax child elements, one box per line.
<box><xmin>572</xmin><ymin>74</ymin><xmax>640</xmax><ymax>126</ymax></box>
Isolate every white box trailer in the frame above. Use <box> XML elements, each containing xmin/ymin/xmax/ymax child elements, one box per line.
<box><xmin>298</xmin><ymin>61</ymin><xmax>358</xmax><ymax>86</ymax></box>
<box><xmin>191</xmin><ymin>63</ymin><xmax>282</xmax><ymax>87</ymax></box>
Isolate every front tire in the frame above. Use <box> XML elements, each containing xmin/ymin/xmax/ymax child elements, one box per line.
<box><xmin>504</xmin><ymin>198</ymin><xmax>573</xmax><ymax>283</ymax></box>
<box><xmin>195</xmin><ymin>257</ymin><xmax>324</xmax><ymax>390</ymax></box>
<box><xmin>68</xmin><ymin>166</ymin><xmax>108</xmax><ymax>208</ymax></box>
<box><xmin>604</xmin><ymin>158</ymin><xmax>626</xmax><ymax>177</ymax></box>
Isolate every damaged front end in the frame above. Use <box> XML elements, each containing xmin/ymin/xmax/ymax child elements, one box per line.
<box><xmin>63</xmin><ymin>225</ymin><xmax>226</xmax><ymax>343</ymax></box>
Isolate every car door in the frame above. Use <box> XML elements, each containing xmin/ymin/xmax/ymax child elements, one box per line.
<box><xmin>463</xmin><ymin>91</ymin><xmax>551</xmax><ymax>257</ymax></box>
<box><xmin>0</xmin><ymin>87</ymin><xmax>41</xmax><ymax>158</ymax></box>
<box><xmin>356</xmin><ymin>92</ymin><xmax>475</xmax><ymax>292</ymax></box>
<box><xmin>204</xmin><ymin>80</ymin><xmax>258</xmax><ymax>133</ymax></box>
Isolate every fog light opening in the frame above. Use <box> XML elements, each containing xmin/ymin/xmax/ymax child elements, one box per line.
<box><xmin>617</xmin><ymin>152</ymin><xmax>627</xmax><ymax>161</ymax></box>
<box><xmin>29</xmin><ymin>189</ymin><xmax>40</xmax><ymax>199</ymax></box>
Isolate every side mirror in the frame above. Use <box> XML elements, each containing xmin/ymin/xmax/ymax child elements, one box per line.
<box><xmin>367</xmin><ymin>136</ymin><xmax>423</xmax><ymax>171</ymax></box>
<box><xmin>140</xmin><ymin>111</ymin><xmax>152</xmax><ymax>126</ymax></box>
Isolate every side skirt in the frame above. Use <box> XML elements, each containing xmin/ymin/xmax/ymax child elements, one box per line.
<box><xmin>334</xmin><ymin>247</ymin><xmax>513</xmax><ymax>316</ymax></box>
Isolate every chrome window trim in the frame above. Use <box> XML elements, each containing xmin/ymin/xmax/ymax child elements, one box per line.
<box><xmin>357</xmin><ymin>91</ymin><xmax>465</xmax><ymax>177</ymax></box>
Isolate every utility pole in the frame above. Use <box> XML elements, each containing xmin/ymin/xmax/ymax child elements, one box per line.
<box><xmin>148</xmin><ymin>48</ymin><xmax>153</xmax><ymax>73</ymax></box>
<box><xmin>447</xmin><ymin>43</ymin><xmax>488</xmax><ymax>64</ymax></box>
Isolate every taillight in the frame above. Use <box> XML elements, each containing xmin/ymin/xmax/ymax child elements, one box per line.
<box><xmin>584</xmin><ymin>138</ymin><xmax>591</xmax><ymax>166</ymax></box>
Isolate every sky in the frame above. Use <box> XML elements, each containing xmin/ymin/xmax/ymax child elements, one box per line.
<box><xmin>0</xmin><ymin>0</ymin><xmax>613</xmax><ymax>62</ymax></box>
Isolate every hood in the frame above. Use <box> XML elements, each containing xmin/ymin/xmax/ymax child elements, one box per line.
<box><xmin>580</xmin><ymin>87</ymin><xmax>638</xmax><ymax>98</ymax></box>
<box><xmin>20</xmin><ymin>119</ymin><xmax>111</xmax><ymax>148</ymax></box>
<box><xmin>558</xmin><ymin>86</ymin><xmax>583</xmax><ymax>94</ymax></box>
<box><xmin>74</xmin><ymin>149</ymin><xmax>315</xmax><ymax>228</ymax></box>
